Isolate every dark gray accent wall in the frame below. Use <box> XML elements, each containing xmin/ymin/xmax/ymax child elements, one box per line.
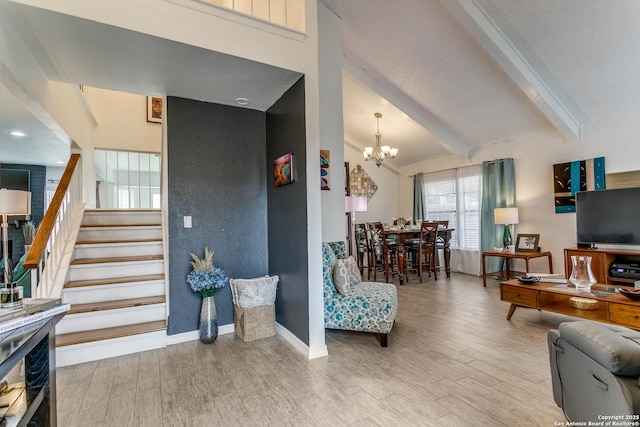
<box><xmin>166</xmin><ymin>97</ymin><xmax>268</xmax><ymax>335</ymax></box>
<box><xmin>266</xmin><ymin>77</ymin><xmax>310</xmax><ymax>344</ymax></box>
<box><xmin>0</xmin><ymin>164</ymin><xmax>45</xmax><ymax>262</ymax></box>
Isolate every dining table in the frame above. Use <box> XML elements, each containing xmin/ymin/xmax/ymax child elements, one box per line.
<box><xmin>383</xmin><ymin>226</ymin><xmax>455</xmax><ymax>285</ymax></box>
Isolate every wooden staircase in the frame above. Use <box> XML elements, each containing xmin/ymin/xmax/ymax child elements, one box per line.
<box><xmin>56</xmin><ymin>209</ymin><xmax>168</xmax><ymax>367</ymax></box>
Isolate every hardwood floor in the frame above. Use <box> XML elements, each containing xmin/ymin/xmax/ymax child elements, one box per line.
<box><xmin>57</xmin><ymin>272</ymin><xmax>570</xmax><ymax>426</ymax></box>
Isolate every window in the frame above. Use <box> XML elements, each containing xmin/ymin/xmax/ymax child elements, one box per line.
<box><xmin>422</xmin><ymin>165</ymin><xmax>482</xmax><ymax>251</ymax></box>
<box><xmin>95</xmin><ymin>149</ymin><xmax>161</xmax><ymax>209</ymax></box>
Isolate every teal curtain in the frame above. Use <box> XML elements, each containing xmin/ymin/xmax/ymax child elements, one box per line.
<box><xmin>481</xmin><ymin>158</ymin><xmax>516</xmax><ymax>273</ymax></box>
<box><xmin>413</xmin><ymin>173</ymin><xmax>426</xmax><ymax>221</ymax></box>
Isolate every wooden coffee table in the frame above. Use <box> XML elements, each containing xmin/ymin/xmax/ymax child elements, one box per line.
<box><xmin>500</xmin><ymin>279</ymin><xmax>640</xmax><ymax>330</ymax></box>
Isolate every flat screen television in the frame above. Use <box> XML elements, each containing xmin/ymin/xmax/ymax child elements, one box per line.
<box><xmin>576</xmin><ymin>187</ymin><xmax>640</xmax><ymax>247</ymax></box>
<box><xmin>0</xmin><ymin>169</ymin><xmax>30</xmax><ymax>191</ymax></box>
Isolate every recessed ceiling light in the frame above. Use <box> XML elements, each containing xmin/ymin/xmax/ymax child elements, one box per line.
<box><xmin>10</xmin><ymin>131</ymin><xmax>26</xmax><ymax>137</ymax></box>
<box><xmin>235</xmin><ymin>98</ymin><xmax>249</xmax><ymax>106</ymax></box>
<box><xmin>55</xmin><ymin>161</ymin><xmax>65</xmax><ymax>165</ymax></box>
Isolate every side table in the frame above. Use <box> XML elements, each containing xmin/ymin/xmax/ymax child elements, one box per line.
<box><xmin>482</xmin><ymin>251</ymin><xmax>553</xmax><ymax>287</ymax></box>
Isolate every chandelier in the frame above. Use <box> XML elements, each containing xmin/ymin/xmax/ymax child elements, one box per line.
<box><xmin>363</xmin><ymin>113</ymin><xmax>398</xmax><ymax>167</ymax></box>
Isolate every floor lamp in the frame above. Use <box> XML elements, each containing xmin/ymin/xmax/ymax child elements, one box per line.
<box><xmin>0</xmin><ymin>189</ymin><xmax>31</xmax><ymax>289</ymax></box>
<box><xmin>345</xmin><ymin>196</ymin><xmax>368</xmax><ymax>256</ymax></box>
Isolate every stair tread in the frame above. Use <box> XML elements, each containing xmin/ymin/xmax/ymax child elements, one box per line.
<box><xmin>80</xmin><ymin>223</ymin><xmax>161</xmax><ymax>228</ymax></box>
<box><xmin>56</xmin><ymin>320</ymin><xmax>166</xmax><ymax>347</ymax></box>
<box><xmin>71</xmin><ymin>254</ymin><xmax>163</xmax><ymax>265</ymax></box>
<box><xmin>65</xmin><ymin>274</ymin><xmax>165</xmax><ymax>288</ymax></box>
<box><xmin>75</xmin><ymin>238</ymin><xmax>163</xmax><ymax>245</ymax></box>
<box><xmin>68</xmin><ymin>295</ymin><xmax>166</xmax><ymax>314</ymax></box>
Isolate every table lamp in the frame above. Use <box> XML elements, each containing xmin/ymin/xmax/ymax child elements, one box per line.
<box><xmin>494</xmin><ymin>207</ymin><xmax>519</xmax><ymax>248</ymax></box>
<box><xmin>345</xmin><ymin>196</ymin><xmax>368</xmax><ymax>256</ymax></box>
<box><xmin>0</xmin><ymin>189</ymin><xmax>31</xmax><ymax>289</ymax></box>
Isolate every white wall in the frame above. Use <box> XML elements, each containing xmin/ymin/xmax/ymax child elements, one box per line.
<box><xmin>345</xmin><ymin>143</ymin><xmax>400</xmax><ymax>225</ymax></box>
<box><xmin>82</xmin><ymin>87</ymin><xmax>162</xmax><ymax>153</ymax></box>
<box><xmin>399</xmin><ymin>113</ymin><xmax>640</xmax><ymax>274</ymax></box>
<box><xmin>318</xmin><ymin>3</ymin><xmax>345</xmax><ymax>243</ymax></box>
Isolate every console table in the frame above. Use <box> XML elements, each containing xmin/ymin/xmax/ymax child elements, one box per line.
<box><xmin>0</xmin><ymin>312</ymin><xmax>64</xmax><ymax>426</ymax></box>
<box><xmin>500</xmin><ymin>279</ymin><xmax>640</xmax><ymax>330</ymax></box>
<box><xmin>481</xmin><ymin>251</ymin><xmax>553</xmax><ymax>287</ymax></box>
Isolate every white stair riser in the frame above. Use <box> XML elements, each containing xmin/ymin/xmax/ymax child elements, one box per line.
<box><xmin>69</xmin><ymin>260</ymin><xmax>164</xmax><ymax>281</ymax></box>
<box><xmin>57</xmin><ymin>304</ymin><xmax>166</xmax><ymax>334</ymax></box>
<box><xmin>78</xmin><ymin>226</ymin><xmax>162</xmax><ymax>241</ymax></box>
<box><xmin>82</xmin><ymin>211</ymin><xmax>161</xmax><ymax>226</ymax></box>
<box><xmin>56</xmin><ymin>331</ymin><xmax>167</xmax><ymax>367</ymax></box>
<box><xmin>74</xmin><ymin>242</ymin><xmax>163</xmax><ymax>259</ymax></box>
<box><xmin>63</xmin><ymin>280</ymin><xmax>165</xmax><ymax>305</ymax></box>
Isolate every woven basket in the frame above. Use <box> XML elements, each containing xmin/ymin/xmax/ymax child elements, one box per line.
<box><xmin>234</xmin><ymin>304</ymin><xmax>275</xmax><ymax>342</ymax></box>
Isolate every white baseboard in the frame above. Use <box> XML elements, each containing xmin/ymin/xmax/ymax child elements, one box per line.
<box><xmin>56</xmin><ymin>330</ymin><xmax>167</xmax><ymax>367</ymax></box>
<box><xmin>275</xmin><ymin>323</ymin><xmax>328</xmax><ymax>359</ymax></box>
<box><xmin>166</xmin><ymin>323</ymin><xmax>234</xmax><ymax>345</ymax></box>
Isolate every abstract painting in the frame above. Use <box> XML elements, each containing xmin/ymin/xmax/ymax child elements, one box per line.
<box><xmin>274</xmin><ymin>152</ymin><xmax>294</xmax><ymax>187</ymax></box>
<box><xmin>320</xmin><ymin>150</ymin><xmax>330</xmax><ymax>190</ymax></box>
<box><xmin>553</xmin><ymin>157</ymin><xmax>605</xmax><ymax>213</ymax></box>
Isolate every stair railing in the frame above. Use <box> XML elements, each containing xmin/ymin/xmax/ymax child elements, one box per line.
<box><xmin>24</xmin><ymin>153</ymin><xmax>85</xmax><ymax>299</ymax></box>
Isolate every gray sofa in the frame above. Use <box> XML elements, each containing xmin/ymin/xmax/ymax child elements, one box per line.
<box><xmin>548</xmin><ymin>320</ymin><xmax>640</xmax><ymax>422</ymax></box>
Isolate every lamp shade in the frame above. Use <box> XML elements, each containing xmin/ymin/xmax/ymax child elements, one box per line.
<box><xmin>494</xmin><ymin>207</ymin><xmax>519</xmax><ymax>225</ymax></box>
<box><xmin>0</xmin><ymin>189</ymin><xmax>31</xmax><ymax>215</ymax></box>
<box><xmin>345</xmin><ymin>196</ymin><xmax>367</xmax><ymax>213</ymax></box>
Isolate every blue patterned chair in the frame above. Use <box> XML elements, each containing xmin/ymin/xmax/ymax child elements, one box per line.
<box><xmin>322</xmin><ymin>242</ymin><xmax>398</xmax><ymax>346</ymax></box>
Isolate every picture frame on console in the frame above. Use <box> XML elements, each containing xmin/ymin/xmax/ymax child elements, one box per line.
<box><xmin>516</xmin><ymin>234</ymin><xmax>539</xmax><ymax>252</ymax></box>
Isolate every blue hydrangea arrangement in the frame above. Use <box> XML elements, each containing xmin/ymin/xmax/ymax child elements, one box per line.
<box><xmin>187</xmin><ymin>247</ymin><xmax>228</xmax><ymax>298</ymax></box>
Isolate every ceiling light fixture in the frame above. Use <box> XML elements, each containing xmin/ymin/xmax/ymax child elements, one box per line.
<box><xmin>235</xmin><ymin>98</ymin><xmax>249</xmax><ymax>106</ymax></box>
<box><xmin>9</xmin><ymin>131</ymin><xmax>26</xmax><ymax>137</ymax></box>
<box><xmin>363</xmin><ymin>113</ymin><xmax>397</xmax><ymax>167</ymax></box>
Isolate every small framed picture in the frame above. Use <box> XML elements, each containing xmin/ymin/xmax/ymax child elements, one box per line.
<box><xmin>274</xmin><ymin>152</ymin><xmax>294</xmax><ymax>187</ymax></box>
<box><xmin>147</xmin><ymin>96</ymin><xmax>162</xmax><ymax>123</ymax></box>
<box><xmin>515</xmin><ymin>234</ymin><xmax>540</xmax><ymax>252</ymax></box>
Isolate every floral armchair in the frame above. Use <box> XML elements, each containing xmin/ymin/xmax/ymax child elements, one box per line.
<box><xmin>322</xmin><ymin>242</ymin><xmax>398</xmax><ymax>347</ymax></box>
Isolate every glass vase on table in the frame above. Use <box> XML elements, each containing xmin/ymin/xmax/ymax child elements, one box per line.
<box><xmin>569</xmin><ymin>255</ymin><xmax>597</xmax><ymax>292</ymax></box>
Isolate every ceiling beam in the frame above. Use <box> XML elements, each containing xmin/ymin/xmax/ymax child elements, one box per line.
<box><xmin>441</xmin><ymin>0</ymin><xmax>585</xmax><ymax>140</ymax></box>
<box><xmin>343</xmin><ymin>51</ymin><xmax>472</xmax><ymax>159</ymax></box>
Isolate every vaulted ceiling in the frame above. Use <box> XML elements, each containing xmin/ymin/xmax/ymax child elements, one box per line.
<box><xmin>331</xmin><ymin>0</ymin><xmax>640</xmax><ymax>166</ymax></box>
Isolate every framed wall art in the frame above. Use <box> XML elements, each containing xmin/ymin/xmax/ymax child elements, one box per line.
<box><xmin>320</xmin><ymin>149</ymin><xmax>330</xmax><ymax>190</ymax></box>
<box><xmin>147</xmin><ymin>96</ymin><xmax>163</xmax><ymax>123</ymax></box>
<box><xmin>553</xmin><ymin>157</ymin><xmax>605</xmax><ymax>213</ymax></box>
<box><xmin>274</xmin><ymin>152</ymin><xmax>294</xmax><ymax>187</ymax></box>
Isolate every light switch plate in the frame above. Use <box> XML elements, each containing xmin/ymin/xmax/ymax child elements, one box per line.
<box><xmin>184</xmin><ymin>216</ymin><xmax>192</xmax><ymax>228</ymax></box>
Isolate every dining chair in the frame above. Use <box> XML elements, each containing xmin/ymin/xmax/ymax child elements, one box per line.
<box><xmin>407</xmin><ymin>221</ymin><xmax>438</xmax><ymax>282</ymax></box>
<box><xmin>366</xmin><ymin>222</ymin><xmax>397</xmax><ymax>283</ymax></box>
<box><xmin>354</xmin><ymin>223</ymin><xmax>369</xmax><ymax>277</ymax></box>
<box><xmin>435</xmin><ymin>220</ymin><xmax>449</xmax><ymax>271</ymax></box>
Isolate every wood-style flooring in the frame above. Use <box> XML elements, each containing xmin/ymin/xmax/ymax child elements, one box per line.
<box><xmin>57</xmin><ymin>272</ymin><xmax>570</xmax><ymax>426</ymax></box>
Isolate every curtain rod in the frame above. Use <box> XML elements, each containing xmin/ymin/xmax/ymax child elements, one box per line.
<box><xmin>408</xmin><ymin>158</ymin><xmax>511</xmax><ymax>177</ymax></box>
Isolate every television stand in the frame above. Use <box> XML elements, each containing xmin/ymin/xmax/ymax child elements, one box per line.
<box><xmin>565</xmin><ymin>247</ymin><xmax>640</xmax><ymax>285</ymax></box>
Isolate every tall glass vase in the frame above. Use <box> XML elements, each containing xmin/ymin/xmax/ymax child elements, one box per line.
<box><xmin>199</xmin><ymin>294</ymin><xmax>218</xmax><ymax>344</ymax></box>
<box><xmin>569</xmin><ymin>255</ymin><xmax>597</xmax><ymax>292</ymax></box>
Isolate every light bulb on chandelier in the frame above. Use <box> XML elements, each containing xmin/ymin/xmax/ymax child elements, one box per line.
<box><xmin>363</xmin><ymin>113</ymin><xmax>398</xmax><ymax>167</ymax></box>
